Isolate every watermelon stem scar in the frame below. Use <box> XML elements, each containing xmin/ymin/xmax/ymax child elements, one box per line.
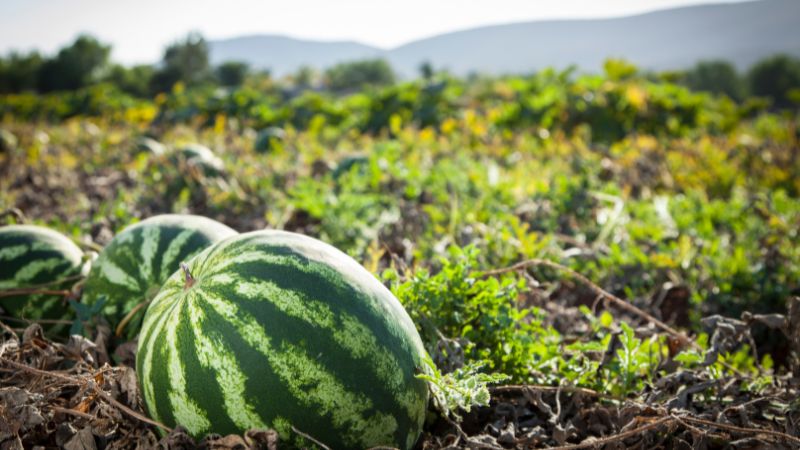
<box><xmin>180</xmin><ymin>262</ymin><xmax>196</xmax><ymax>290</ymax></box>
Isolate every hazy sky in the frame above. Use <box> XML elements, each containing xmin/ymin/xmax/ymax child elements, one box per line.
<box><xmin>1</xmin><ymin>0</ymin><xmax>746</xmax><ymax>65</ymax></box>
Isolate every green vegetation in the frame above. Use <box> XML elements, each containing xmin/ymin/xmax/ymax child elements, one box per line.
<box><xmin>216</xmin><ymin>61</ymin><xmax>250</xmax><ymax>87</ymax></box>
<box><xmin>748</xmin><ymin>54</ymin><xmax>800</xmax><ymax>109</ymax></box>
<box><xmin>682</xmin><ymin>60</ymin><xmax>744</xmax><ymax>101</ymax></box>
<box><xmin>325</xmin><ymin>58</ymin><xmax>396</xmax><ymax>91</ymax></box>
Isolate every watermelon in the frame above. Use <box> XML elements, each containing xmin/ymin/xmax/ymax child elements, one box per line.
<box><xmin>172</xmin><ymin>144</ymin><xmax>225</xmax><ymax>176</ymax></box>
<box><xmin>135</xmin><ymin>137</ymin><xmax>166</xmax><ymax>157</ymax></box>
<box><xmin>0</xmin><ymin>225</ymin><xmax>86</xmax><ymax>332</ymax></box>
<box><xmin>332</xmin><ymin>154</ymin><xmax>369</xmax><ymax>180</ymax></box>
<box><xmin>82</xmin><ymin>215</ymin><xmax>236</xmax><ymax>338</ymax></box>
<box><xmin>254</xmin><ymin>127</ymin><xmax>286</xmax><ymax>154</ymax></box>
<box><xmin>136</xmin><ymin>230</ymin><xmax>429</xmax><ymax>450</ymax></box>
<box><xmin>0</xmin><ymin>129</ymin><xmax>17</xmax><ymax>153</ymax></box>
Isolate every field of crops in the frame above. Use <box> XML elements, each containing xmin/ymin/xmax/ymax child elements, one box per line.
<box><xmin>1</xmin><ymin>64</ymin><xmax>799</xmax><ymax>449</ymax></box>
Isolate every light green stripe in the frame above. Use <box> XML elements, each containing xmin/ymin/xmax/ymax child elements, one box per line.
<box><xmin>215</xmin><ymin>251</ymin><xmax>388</xmax><ymax>322</ymax></box>
<box><xmin>30</xmin><ymin>240</ymin><xmax>61</xmax><ymax>252</ymax></box>
<box><xmin>139</xmin><ymin>225</ymin><xmax>161</xmax><ymax>284</ymax></box>
<box><xmin>229</xmin><ymin>277</ymin><xmax>336</xmax><ymax>328</ymax></box>
<box><xmin>114</xmin><ymin>227</ymin><xmax>137</xmax><ymax>246</ymax></box>
<box><xmin>139</xmin><ymin>282</ymin><xmax>184</xmax><ymax>423</ymax></box>
<box><xmin>187</xmin><ymin>293</ymin><xmax>267</xmax><ymax>432</ymax></box>
<box><xmin>211</xmin><ymin>250</ymin><xmax>281</xmax><ymax>272</ymax></box>
<box><xmin>0</xmin><ymin>244</ymin><xmax>28</xmax><ymax>262</ymax></box>
<box><xmin>95</xmin><ymin>257</ymin><xmax>140</xmax><ymax>291</ymax></box>
<box><xmin>160</xmin><ymin>230</ymin><xmax>196</xmax><ymax>280</ymax></box>
<box><xmin>200</xmin><ymin>290</ymin><xmax>397</xmax><ymax>448</ymax></box>
<box><xmin>13</xmin><ymin>258</ymin><xmax>63</xmax><ymax>282</ymax></box>
<box><xmin>339</xmin><ymin>313</ymin><xmax>422</xmax><ymax>419</ymax></box>
<box><xmin>166</xmin><ymin>299</ymin><xmax>210</xmax><ymax>434</ymax></box>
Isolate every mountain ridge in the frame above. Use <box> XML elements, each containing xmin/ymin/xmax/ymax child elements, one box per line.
<box><xmin>209</xmin><ymin>0</ymin><xmax>800</xmax><ymax>76</ymax></box>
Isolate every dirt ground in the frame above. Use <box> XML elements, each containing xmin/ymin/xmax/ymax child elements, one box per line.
<box><xmin>2</xmin><ymin>296</ymin><xmax>798</xmax><ymax>450</ymax></box>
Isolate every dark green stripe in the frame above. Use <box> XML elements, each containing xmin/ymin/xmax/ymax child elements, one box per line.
<box><xmin>172</xmin><ymin>231</ymin><xmax>217</xmax><ymax>274</ymax></box>
<box><xmin>150</xmin><ymin>228</ymin><xmax>169</xmax><ymax>282</ymax></box>
<box><xmin>178</xmin><ymin>301</ymin><xmax>238</xmax><ymax>434</ymax></box>
<box><xmin>3</xmin><ymin>249</ymin><xmax>72</xmax><ymax>280</ymax></box>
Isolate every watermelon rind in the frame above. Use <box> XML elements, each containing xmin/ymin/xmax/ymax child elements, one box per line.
<box><xmin>136</xmin><ymin>229</ymin><xmax>429</xmax><ymax>450</ymax></box>
<box><xmin>0</xmin><ymin>225</ymin><xmax>86</xmax><ymax>333</ymax></box>
<box><xmin>254</xmin><ymin>127</ymin><xmax>286</xmax><ymax>154</ymax></box>
<box><xmin>173</xmin><ymin>143</ymin><xmax>225</xmax><ymax>175</ymax></box>
<box><xmin>82</xmin><ymin>214</ymin><xmax>237</xmax><ymax>338</ymax></box>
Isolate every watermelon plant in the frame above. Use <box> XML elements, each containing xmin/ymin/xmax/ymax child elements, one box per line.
<box><xmin>254</xmin><ymin>127</ymin><xmax>286</xmax><ymax>153</ymax></box>
<box><xmin>331</xmin><ymin>154</ymin><xmax>369</xmax><ymax>180</ymax></box>
<box><xmin>0</xmin><ymin>225</ymin><xmax>86</xmax><ymax>334</ymax></box>
<box><xmin>136</xmin><ymin>230</ymin><xmax>429</xmax><ymax>450</ymax></box>
<box><xmin>82</xmin><ymin>214</ymin><xmax>236</xmax><ymax>338</ymax></box>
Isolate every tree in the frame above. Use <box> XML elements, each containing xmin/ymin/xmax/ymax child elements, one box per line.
<box><xmin>216</xmin><ymin>61</ymin><xmax>249</xmax><ymax>87</ymax></box>
<box><xmin>419</xmin><ymin>61</ymin><xmax>434</xmax><ymax>81</ymax></box>
<box><xmin>0</xmin><ymin>51</ymin><xmax>43</xmax><ymax>93</ymax></box>
<box><xmin>104</xmin><ymin>64</ymin><xmax>155</xmax><ymax>97</ymax></box>
<box><xmin>294</xmin><ymin>65</ymin><xmax>316</xmax><ymax>89</ymax></box>
<box><xmin>37</xmin><ymin>35</ymin><xmax>111</xmax><ymax>92</ymax></box>
<box><xmin>150</xmin><ymin>32</ymin><xmax>210</xmax><ymax>93</ymax></box>
<box><xmin>603</xmin><ymin>59</ymin><xmax>638</xmax><ymax>81</ymax></box>
<box><xmin>683</xmin><ymin>60</ymin><xmax>744</xmax><ymax>101</ymax></box>
<box><xmin>325</xmin><ymin>59</ymin><xmax>395</xmax><ymax>92</ymax></box>
<box><xmin>748</xmin><ymin>54</ymin><xmax>800</xmax><ymax>109</ymax></box>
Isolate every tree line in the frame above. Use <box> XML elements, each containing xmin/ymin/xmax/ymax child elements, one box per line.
<box><xmin>1</xmin><ymin>33</ymin><xmax>799</xmax><ymax>108</ymax></box>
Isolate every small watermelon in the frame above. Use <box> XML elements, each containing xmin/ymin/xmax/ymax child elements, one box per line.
<box><xmin>0</xmin><ymin>225</ymin><xmax>86</xmax><ymax>333</ymax></box>
<box><xmin>0</xmin><ymin>129</ymin><xmax>17</xmax><ymax>153</ymax></box>
<box><xmin>254</xmin><ymin>127</ymin><xmax>286</xmax><ymax>154</ymax></box>
<box><xmin>135</xmin><ymin>137</ymin><xmax>166</xmax><ymax>157</ymax></box>
<box><xmin>82</xmin><ymin>215</ymin><xmax>236</xmax><ymax>338</ymax></box>
<box><xmin>172</xmin><ymin>144</ymin><xmax>225</xmax><ymax>176</ymax></box>
<box><xmin>137</xmin><ymin>230</ymin><xmax>429</xmax><ymax>450</ymax></box>
<box><xmin>332</xmin><ymin>154</ymin><xmax>369</xmax><ymax>180</ymax></box>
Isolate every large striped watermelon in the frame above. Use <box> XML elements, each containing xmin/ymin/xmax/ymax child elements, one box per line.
<box><xmin>82</xmin><ymin>215</ymin><xmax>236</xmax><ymax>338</ymax></box>
<box><xmin>137</xmin><ymin>230</ymin><xmax>429</xmax><ymax>450</ymax></box>
<box><xmin>0</xmin><ymin>225</ymin><xmax>86</xmax><ymax>333</ymax></box>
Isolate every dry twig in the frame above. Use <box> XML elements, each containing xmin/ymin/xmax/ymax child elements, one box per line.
<box><xmin>291</xmin><ymin>426</ymin><xmax>332</xmax><ymax>450</ymax></box>
<box><xmin>0</xmin><ymin>357</ymin><xmax>172</xmax><ymax>432</ymax></box>
<box><xmin>541</xmin><ymin>416</ymin><xmax>674</xmax><ymax>450</ymax></box>
<box><xmin>482</xmin><ymin>259</ymin><xmax>694</xmax><ymax>347</ymax></box>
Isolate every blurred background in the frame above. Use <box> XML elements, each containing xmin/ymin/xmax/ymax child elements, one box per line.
<box><xmin>0</xmin><ymin>0</ymin><xmax>799</xmax><ymax>99</ymax></box>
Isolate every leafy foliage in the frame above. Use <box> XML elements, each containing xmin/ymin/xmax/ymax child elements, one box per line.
<box><xmin>216</xmin><ymin>61</ymin><xmax>250</xmax><ymax>87</ymax></box>
<box><xmin>37</xmin><ymin>35</ymin><xmax>111</xmax><ymax>93</ymax></box>
<box><xmin>748</xmin><ymin>54</ymin><xmax>800</xmax><ymax>108</ymax></box>
<box><xmin>150</xmin><ymin>32</ymin><xmax>211</xmax><ymax>94</ymax></box>
<box><xmin>417</xmin><ymin>356</ymin><xmax>510</xmax><ymax>421</ymax></box>
<box><xmin>682</xmin><ymin>60</ymin><xmax>744</xmax><ymax>101</ymax></box>
<box><xmin>325</xmin><ymin>59</ymin><xmax>396</xmax><ymax>91</ymax></box>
